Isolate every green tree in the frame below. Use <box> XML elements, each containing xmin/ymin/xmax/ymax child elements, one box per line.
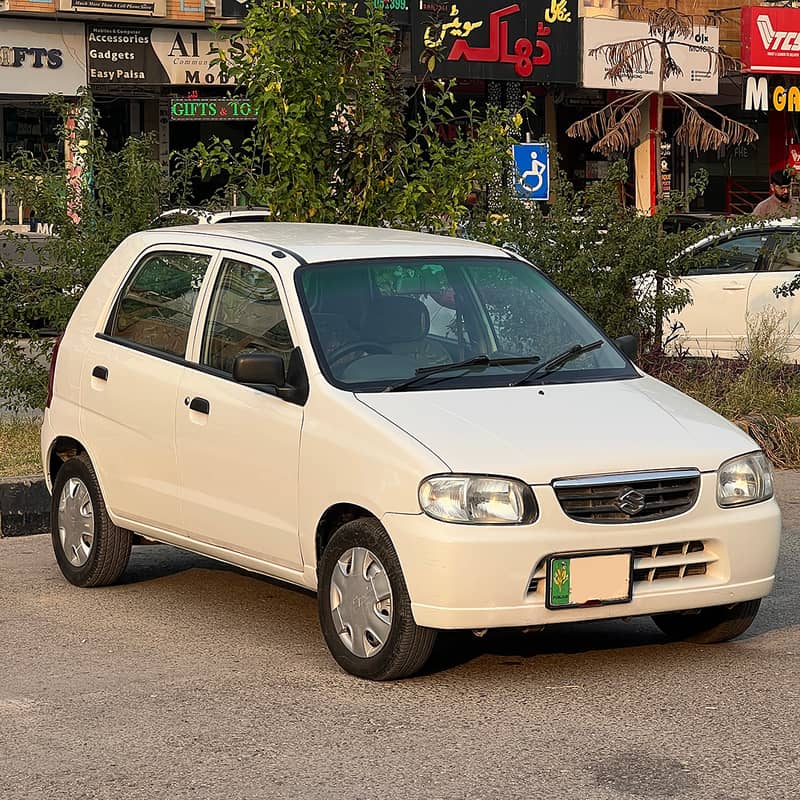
<box><xmin>188</xmin><ymin>1</ymin><xmax>530</xmax><ymax>232</ymax></box>
<box><xmin>0</xmin><ymin>95</ymin><xmax>168</xmax><ymax>410</ymax></box>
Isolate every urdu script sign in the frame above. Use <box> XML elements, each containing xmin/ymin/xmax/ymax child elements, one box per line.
<box><xmin>410</xmin><ymin>0</ymin><xmax>579</xmax><ymax>83</ymax></box>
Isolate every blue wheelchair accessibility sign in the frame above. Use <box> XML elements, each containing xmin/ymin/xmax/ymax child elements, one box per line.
<box><xmin>513</xmin><ymin>143</ymin><xmax>549</xmax><ymax>201</ymax></box>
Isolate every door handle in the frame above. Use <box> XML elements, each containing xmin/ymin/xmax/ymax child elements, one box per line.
<box><xmin>92</xmin><ymin>365</ymin><xmax>108</xmax><ymax>381</ymax></box>
<box><xmin>188</xmin><ymin>396</ymin><xmax>210</xmax><ymax>415</ymax></box>
<box><xmin>722</xmin><ymin>283</ymin><xmax>746</xmax><ymax>290</ymax></box>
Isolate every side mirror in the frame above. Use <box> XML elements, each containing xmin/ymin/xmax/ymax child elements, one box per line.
<box><xmin>233</xmin><ymin>352</ymin><xmax>286</xmax><ymax>387</ymax></box>
<box><xmin>615</xmin><ymin>334</ymin><xmax>639</xmax><ymax>360</ymax></box>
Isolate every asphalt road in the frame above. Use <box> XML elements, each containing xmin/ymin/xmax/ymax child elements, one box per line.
<box><xmin>1</xmin><ymin>474</ymin><xmax>798</xmax><ymax>800</ymax></box>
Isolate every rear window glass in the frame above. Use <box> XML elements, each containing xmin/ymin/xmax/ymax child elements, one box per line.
<box><xmin>107</xmin><ymin>251</ymin><xmax>210</xmax><ymax>357</ymax></box>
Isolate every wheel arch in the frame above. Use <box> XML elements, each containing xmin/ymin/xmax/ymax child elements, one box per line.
<box><xmin>314</xmin><ymin>503</ymin><xmax>380</xmax><ymax>567</ymax></box>
<box><xmin>47</xmin><ymin>436</ymin><xmax>88</xmax><ymax>488</ymax></box>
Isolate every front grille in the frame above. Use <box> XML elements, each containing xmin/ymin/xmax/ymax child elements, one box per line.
<box><xmin>526</xmin><ymin>540</ymin><xmax>716</xmax><ymax>595</ymax></box>
<box><xmin>552</xmin><ymin>469</ymin><xmax>701</xmax><ymax>523</ymax></box>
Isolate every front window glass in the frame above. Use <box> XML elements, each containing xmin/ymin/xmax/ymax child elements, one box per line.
<box><xmin>297</xmin><ymin>257</ymin><xmax>634</xmax><ymax>391</ymax></box>
<box><xmin>201</xmin><ymin>258</ymin><xmax>294</xmax><ymax>374</ymax></box>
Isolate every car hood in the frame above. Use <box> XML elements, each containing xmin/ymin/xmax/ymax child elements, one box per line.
<box><xmin>356</xmin><ymin>375</ymin><xmax>757</xmax><ymax>484</ymax></box>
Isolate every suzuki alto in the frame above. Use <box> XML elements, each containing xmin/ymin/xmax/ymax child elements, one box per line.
<box><xmin>41</xmin><ymin>224</ymin><xmax>781</xmax><ymax>679</ymax></box>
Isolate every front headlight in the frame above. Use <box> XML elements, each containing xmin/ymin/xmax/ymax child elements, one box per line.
<box><xmin>717</xmin><ymin>451</ymin><xmax>774</xmax><ymax>507</ymax></box>
<box><xmin>418</xmin><ymin>475</ymin><xmax>538</xmax><ymax>524</ymax></box>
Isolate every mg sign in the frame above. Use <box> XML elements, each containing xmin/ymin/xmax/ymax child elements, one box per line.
<box><xmin>742</xmin><ymin>7</ymin><xmax>800</xmax><ymax>73</ymax></box>
<box><xmin>743</xmin><ymin>76</ymin><xmax>800</xmax><ymax>112</ymax></box>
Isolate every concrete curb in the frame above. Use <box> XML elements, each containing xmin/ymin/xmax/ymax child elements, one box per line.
<box><xmin>0</xmin><ymin>475</ymin><xmax>49</xmax><ymax>537</ymax></box>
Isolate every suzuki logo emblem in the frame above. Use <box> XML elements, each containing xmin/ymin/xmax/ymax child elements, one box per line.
<box><xmin>615</xmin><ymin>487</ymin><xmax>646</xmax><ymax>516</ymax></box>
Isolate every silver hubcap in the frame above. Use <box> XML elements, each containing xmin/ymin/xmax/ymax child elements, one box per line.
<box><xmin>330</xmin><ymin>546</ymin><xmax>393</xmax><ymax>658</ymax></box>
<box><xmin>58</xmin><ymin>477</ymin><xmax>95</xmax><ymax>567</ymax></box>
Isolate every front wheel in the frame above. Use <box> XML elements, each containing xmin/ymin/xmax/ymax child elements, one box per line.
<box><xmin>318</xmin><ymin>518</ymin><xmax>437</xmax><ymax>680</ymax></box>
<box><xmin>651</xmin><ymin>599</ymin><xmax>761</xmax><ymax>643</ymax></box>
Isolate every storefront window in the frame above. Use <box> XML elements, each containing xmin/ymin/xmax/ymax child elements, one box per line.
<box><xmin>1</xmin><ymin>107</ymin><xmax>62</xmax><ymax>162</ymax></box>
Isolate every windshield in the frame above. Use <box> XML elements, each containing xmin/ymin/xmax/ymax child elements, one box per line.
<box><xmin>296</xmin><ymin>256</ymin><xmax>635</xmax><ymax>391</ymax></box>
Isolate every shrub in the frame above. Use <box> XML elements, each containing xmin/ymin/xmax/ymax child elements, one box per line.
<box><xmin>0</xmin><ymin>96</ymin><xmax>167</xmax><ymax>410</ymax></box>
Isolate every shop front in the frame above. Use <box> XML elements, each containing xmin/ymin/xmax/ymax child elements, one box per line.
<box><xmin>579</xmin><ymin>15</ymin><xmax>722</xmax><ymax>212</ymax></box>
<box><xmin>86</xmin><ymin>23</ymin><xmax>252</xmax><ymax>177</ymax></box>
<box><xmin>0</xmin><ymin>18</ymin><xmax>87</xmax><ymax>224</ymax></box>
<box><xmin>0</xmin><ymin>19</ymin><xmax>87</xmax><ymax>162</ymax></box>
<box><xmin>738</xmin><ymin>6</ymin><xmax>800</xmax><ymax>214</ymax></box>
<box><xmin>407</xmin><ymin>0</ymin><xmax>580</xmax><ymax>181</ymax></box>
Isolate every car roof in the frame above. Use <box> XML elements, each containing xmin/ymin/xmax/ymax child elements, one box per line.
<box><xmin>139</xmin><ymin>222</ymin><xmax>512</xmax><ymax>265</ymax></box>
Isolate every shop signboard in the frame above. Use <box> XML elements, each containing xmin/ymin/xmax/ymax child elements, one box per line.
<box><xmin>170</xmin><ymin>97</ymin><xmax>257</xmax><ymax>121</ymax></box>
<box><xmin>410</xmin><ymin>0</ymin><xmax>579</xmax><ymax>83</ymax></box>
<box><xmin>0</xmin><ymin>19</ymin><xmax>86</xmax><ymax>95</ymax></box>
<box><xmin>742</xmin><ymin>75</ymin><xmax>800</xmax><ymax>112</ymax></box>
<box><xmin>87</xmin><ymin>25</ymin><xmax>244</xmax><ymax>86</ymax></box>
<box><xmin>87</xmin><ymin>25</ymin><xmax>167</xmax><ymax>84</ymax></box>
<box><xmin>150</xmin><ymin>28</ymin><xmax>243</xmax><ymax>86</ymax></box>
<box><xmin>582</xmin><ymin>18</ymin><xmax>719</xmax><ymax>95</ymax></box>
<box><xmin>741</xmin><ymin>7</ymin><xmax>800</xmax><ymax>75</ymax></box>
<box><xmin>59</xmin><ymin>0</ymin><xmax>166</xmax><ymax>15</ymax></box>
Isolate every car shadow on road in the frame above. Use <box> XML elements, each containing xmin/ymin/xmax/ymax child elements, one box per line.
<box><xmin>118</xmin><ymin>542</ymin><xmax>796</xmax><ymax>679</ymax></box>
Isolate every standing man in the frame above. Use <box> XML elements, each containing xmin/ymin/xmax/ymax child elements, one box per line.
<box><xmin>753</xmin><ymin>169</ymin><xmax>800</xmax><ymax>217</ymax></box>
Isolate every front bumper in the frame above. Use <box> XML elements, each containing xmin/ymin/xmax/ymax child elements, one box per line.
<box><xmin>383</xmin><ymin>473</ymin><xmax>781</xmax><ymax>630</ymax></box>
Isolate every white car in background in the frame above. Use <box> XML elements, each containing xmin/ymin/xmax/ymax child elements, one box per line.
<box><xmin>669</xmin><ymin>217</ymin><xmax>800</xmax><ymax>361</ymax></box>
<box><xmin>154</xmin><ymin>207</ymin><xmax>272</xmax><ymax>226</ymax></box>
<box><xmin>41</xmin><ymin>223</ymin><xmax>780</xmax><ymax>680</ymax></box>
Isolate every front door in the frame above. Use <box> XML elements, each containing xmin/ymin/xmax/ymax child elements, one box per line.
<box><xmin>175</xmin><ymin>255</ymin><xmax>303</xmax><ymax>570</ymax></box>
<box><xmin>747</xmin><ymin>230</ymin><xmax>800</xmax><ymax>363</ymax></box>
<box><xmin>673</xmin><ymin>232</ymin><xmax>770</xmax><ymax>357</ymax></box>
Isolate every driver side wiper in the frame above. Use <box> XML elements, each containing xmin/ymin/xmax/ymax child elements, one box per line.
<box><xmin>510</xmin><ymin>340</ymin><xmax>604</xmax><ymax>387</ymax></box>
<box><xmin>383</xmin><ymin>354</ymin><xmax>540</xmax><ymax>393</ymax></box>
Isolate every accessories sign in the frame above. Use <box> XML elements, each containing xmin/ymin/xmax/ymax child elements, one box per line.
<box><xmin>742</xmin><ymin>7</ymin><xmax>800</xmax><ymax>74</ymax></box>
<box><xmin>87</xmin><ymin>25</ymin><xmax>244</xmax><ymax>86</ymax></box>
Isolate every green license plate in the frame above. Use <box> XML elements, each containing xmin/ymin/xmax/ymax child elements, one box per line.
<box><xmin>546</xmin><ymin>551</ymin><xmax>633</xmax><ymax>610</ymax></box>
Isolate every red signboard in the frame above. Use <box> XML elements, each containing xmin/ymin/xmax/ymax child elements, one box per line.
<box><xmin>742</xmin><ymin>7</ymin><xmax>800</xmax><ymax>74</ymax></box>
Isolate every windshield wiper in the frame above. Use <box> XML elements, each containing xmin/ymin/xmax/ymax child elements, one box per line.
<box><xmin>383</xmin><ymin>354</ymin><xmax>540</xmax><ymax>393</ymax></box>
<box><xmin>510</xmin><ymin>340</ymin><xmax>604</xmax><ymax>387</ymax></box>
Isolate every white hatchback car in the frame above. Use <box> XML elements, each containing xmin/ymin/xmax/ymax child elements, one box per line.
<box><xmin>42</xmin><ymin>224</ymin><xmax>781</xmax><ymax>680</ymax></box>
<box><xmin>671</xmin><ymin>217</ymin><xmax>800</xmax><ymax>360</ymax></box>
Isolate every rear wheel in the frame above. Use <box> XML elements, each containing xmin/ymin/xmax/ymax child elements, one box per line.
<box><xmin>51</xmin><ymin>453</ymin><xmax>131</xmax><ymax>587</ymax></box>
<box><xmin>652</xmin><ymin>599</ymin><xmax>761</xmax><ymax>643</ymax></box>
<box><xmin>318</xmin><ymin>518</ymin><xmax>437</xmax><ymax>680</ymax></box>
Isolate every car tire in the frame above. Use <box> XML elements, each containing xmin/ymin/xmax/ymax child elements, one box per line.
<box><xmin>51</xmin><ymin>453</ymin><xmax>132</xmax><ymax>588</ymax></box>
<box><xmin>651</xmin><ymin>599</ymin><xmax>761</xmax><ymax>643</ymax></box>
<box><xmin>318</xmin><ymin>517</ymin><xmax>437</xmax><ymax>680</ymax></box>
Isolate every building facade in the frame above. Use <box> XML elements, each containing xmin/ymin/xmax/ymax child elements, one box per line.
<box><xmin>1</xmin><ymin>0</ymin><xmax>796</xmax><ymax>217</ymax></box>
<box><xmin>0</xmin><ymin>0</ymin><xmax>249</xmax><ymax>179</ymax></box>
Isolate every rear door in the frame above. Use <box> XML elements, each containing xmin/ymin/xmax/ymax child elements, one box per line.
<box><xmin>79</xmin><ymin>247</ymin><xmax>215</xmax><ymax>531</ymax></box>
<box><xmin>672</xmin><ymin>232</ymin><xmax>770</xmax><ymax>357</ymax></box>
<box><xmin>747</xmin><ymin>228</ymin><xmax>800</xmax><ymax>363</ymax></box>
